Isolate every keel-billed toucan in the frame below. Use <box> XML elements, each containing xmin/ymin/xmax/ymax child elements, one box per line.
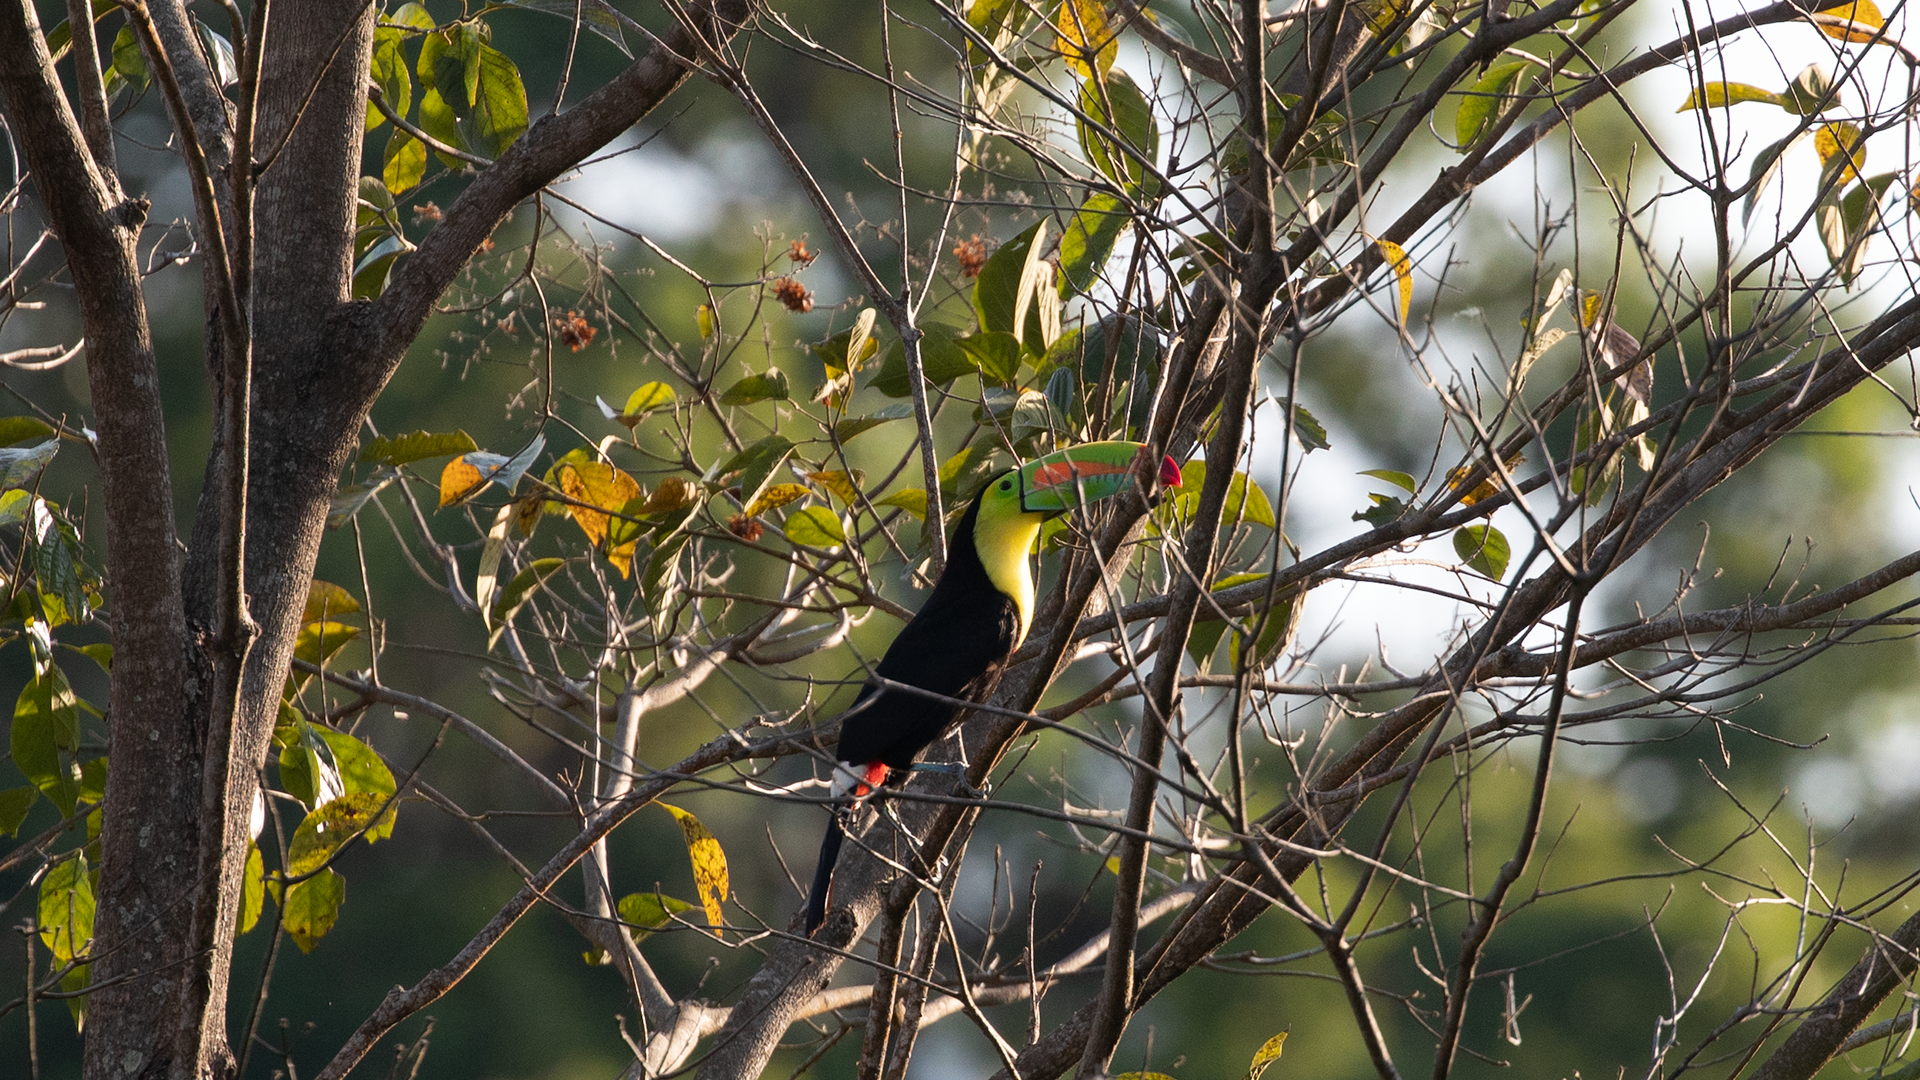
<box><xmin>803</xmin><ymin>441</ymin><xmax>1182</xmax><ymax>934</ymax></box>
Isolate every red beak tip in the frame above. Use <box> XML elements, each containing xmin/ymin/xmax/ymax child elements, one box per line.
<box><xmin>1160</xmin><ymin>455</ymin><xmax>1183</xmax><ymax>488</ymax></box>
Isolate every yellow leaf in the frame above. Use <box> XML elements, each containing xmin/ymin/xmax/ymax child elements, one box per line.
<box><xmin>662</xmin><ymin>804</ymin><xmax>729</xmax><ymax>933</ymax></box>
<box><xmin>1055</xmin><ymin>0</ymin><xmax>1116</xmax><ymax>78</ymax></box>
<box><xmin>696</xmin><ymin>304</ymin><xmax>714</xmax><ymax>339</ymax></box>
<box><xmin>1676</xmin><ymin>82</ymin><xmax>1785</xmax><ymax>112</ymax></box>
<box><xmin>1374</xmin><ymin>236</ymin><xmax>1412</xmax><ymax>324</ymax></box>
<box><xmin>439</xmin><ymin>457</ymin><xmax>485</xmax><ymax>507</ymax></box>
<box><xmin>1247</xmin><ymin>1030</ymin><xmax>1288</xmax><ymax>1080</ymax></box>
<box><xmin>744</xmin><ymin>483</ymin><xmax>811</xmax><ymax>517</ymax></box>
<box><xmin>511</xmin><ymin>493</ymin><xmax>545</xmax><ymax>537</ymax></box>
<box><xmin>1814</xmin><ymin>0</ymin><xmax>1885</xmax><ymax>42</ymax></box>
<box><xmin>1105</xmin><ymin>855</ymin><xmax>1122</xmax><ymax>874</ymax></box>
<box><xmin>303</xmin><ymin>580</ymin><xmax>361</xmax><ymax>624</ymax></box>
<box><xmin>877</xmin><ymin>488</ymin><xmax>927</xmax><ymax>518</ymax></box>
<box><xmin>642</xmin><ymin>475</ymin><xmax>700</xmax><ymax>515</ymax></box>
<box><xmin>555</xmin><ymin>461</ymin><xmax>641</xmax><ymax>549</ymax></box>
<box><xmin>1816</xmin><ymin>121</ymin><xmax>1866</xmax><ymax>185</ymax></box>
<box><xmin>1446</xmin><ymin>451</ymin><xmax>1524</xmax><ymax>506</ymax></box>
<box><xmin>806</xmin><ymin>470</ymin><xmax>864</xmax><ymax>505</ymax></box>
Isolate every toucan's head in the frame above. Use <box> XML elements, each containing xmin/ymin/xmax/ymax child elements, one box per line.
<box><xmin>966</xmin><ymin>441</ymin><xmax>1183</xmax><ymax>646</ymax></box>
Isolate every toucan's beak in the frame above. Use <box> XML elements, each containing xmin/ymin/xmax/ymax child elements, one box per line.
<box><xmin>1018</xmin><ymin>440</ymin><xmax>1184</xmax><ymax>514</ymax></box>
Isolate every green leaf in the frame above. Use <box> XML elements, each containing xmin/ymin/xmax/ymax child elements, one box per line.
<box><xmin>311</xmin><ymin>729</ymin><xmax>397</xmax><ymax>813</ymax></box>
<box><xmin>281</xmin><ymin>868</ymin><xmax>346</xmax><ymax>952</ymax></box>
<box><xmin>238</xmin><ymin>843</ymin><xmax>265</xmax><ymax>935</ymax></box>
<box><xmin>62</xmin><ymin>642</ymin><xmax>113</xmax><ymax>675</ymax></box>
<box><xmin>783</xmin><ymin>506</ymin><xmax>847</xmax><ymax>547</ymax></box>
<box><xmin>1782</xmin><ymin>63</ymin><xmax>1836</xmax><ymax>115</ymax></box>
<box><xmin>383</xmin><ymin>129</ymin><xmax>427</xmax><ymax>195</ymax></box>
<box><xmin>490</xmin><ymin>558</ymin><xmax>566</xmax><ymax>634</ymax></box>
<box><xmin>1353</xmin><ymin>491</ymin><xmax>1405</xmax><ymax>526</ymax></box>
<box><xmin>1058</xmin><ymin>191</ymin><xmax>1130</xmax><ymax>297</ymax></box>
<box><xmin>1169</xmin><ymin>461</ymin><xmax>1275</xmax><ymax>528</ymax></box>
<box><xmin>352</xmin><ymin>232</ymin><xmax>408</xmax><ymax>299</ymax></box>
<box><xmin>287</xmin><ymin>791</ymin><xmax>397</xmax><ymax>876</ymax></box>
<box><xmin>1452</xmin><ymin>523</ymin><xmax>1511</xmax><ymax>579</ymax></box>
<box><xmin>618</xmin><ymin>381</ymin><xmax>677</xmax><ymax>423</ymax></box>
<box><xmin>0</xmin><ymin>488</ymin><xmax>30</xmax><ymax>527</ymax></box>
<box><xmin>467</xmin><ymin>42</ymin><xmax>529</xmax><ymax>157</ymax></box>
<box><xmin>1283</xmin><ymin>401</ymin><xmax>1330</xmax><ymax>452</ymax></box>
<box><xmin>367</xmin><ymin>25</ymin><xmax>412</xmax><ymax>131</ymax></box>
<box><xmin>109</xmin><ymin>25</ymin><xmax>148</xmax><ymax>97</ymax></box>
<box><xmin>1676</xmin><ymin>81</ymin><xmax>1784</xmax><ymax>112</ymax></box>
<box><xmin>0</xmin><ymin>785</ymin><xmax>35</xmax><ymax>837</ymax></box>
<box><xmin>974</xmin><ymin>220</ymin><xmax>1047</xmax><ymax>336</ymax></box>
<box><xmin>13</xmin><ymin>667</ymin><xmax>80</xmax><ymax>815</ymax></box>
<box><xmin>42</xmin><ymin>0</ymin><xmax>116</xmax><ymax>66</ymax></box>
<box><xmin>1076</xmin><ymin>71</ymin><xmax>1159</xmax><ymax>195</ymax></box>
<box><xmin>293</xmin><ymin>621</ymin><xmax>360</xmax><ymax>671</ymax></box>
<box><xmin>38</xmin><ymin>853</ymin><xmax>93</xmax><ymax>965</ymax></box>
<box><xmin>877</xmin><ymin>488</ymin><xmax>928</xmax><ymax>518</ymax></box>
<box><xmin>31</xmin><ymin>498</ymin><xmax>89</xmax><ymax>627</ymax></box>
<box><xmin>957</xmin><ymin>331</ymin><xmax>1024</xmax><ymax>385</ymax></box>
<box><xmin>1359</xmin><ymin>468</ymin><xmax>1417</xmax><ymax>493</ymax></box>
<box><xmin>0</xmin><ymin>416</ymin><xmax>56</xmax><ymax>447</ymax></box>
<box><xmin>417</xmin><ymin>87</ymin><xmax>466</xmax><ymax>166</ymax></box>
<box><xmin>1455</xmin><ymin>60</ymin><xmax>1532</xmax><ymax>149</ymax></box>
<box><xmin>719</xmin><ymin>369</ymin><xmax>791</xmax><ymax>406</ymax></box>
<box><xmin>0</xmin><ymin>439</ymin><xmax>57</xmax><ymax>489</ymax></box>
<box><xmin>617</xmin><ymin>892</ymin><xmax>696</xmax><ymax>938</ymax></box>
<box><xmin>871</xmin><ymin>328</ymin><xmax>977</xmax><ymax>396</ymax></box>
<box><xmin>831</xmin><ymin>403</ymin><xmax>915</xmax><ymax>444</ymax></box>
<box><xmin>359</xmin><ymin>429</ymin><xmax>478</xmax><ymax>466</ymax></box>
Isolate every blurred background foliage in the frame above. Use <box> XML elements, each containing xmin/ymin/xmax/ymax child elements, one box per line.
<box><xmin>2</xmin><ymin>0</ymin><xmax>1918</xmax><ymax>1076</ymax></box>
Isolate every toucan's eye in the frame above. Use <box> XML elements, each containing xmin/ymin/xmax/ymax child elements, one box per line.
<box><xmin>999</xmin><ymin>478</ymin><xmax>1013</xmax><ymax>492</ymax></box>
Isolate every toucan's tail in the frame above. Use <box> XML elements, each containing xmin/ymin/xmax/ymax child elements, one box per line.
<box><xmin>803</xmin><ymin>815</ymin><xmax>845</xmax><ymax>934</ymax></box>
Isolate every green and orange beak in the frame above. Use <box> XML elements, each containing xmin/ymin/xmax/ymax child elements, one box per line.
<box><xmin>1017</xmin><ymin>440</ymin><xmax>1183</xmax><ymax>515</ymax></box>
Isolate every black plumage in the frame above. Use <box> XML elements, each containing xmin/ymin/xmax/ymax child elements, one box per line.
<box><xmin>803</xmin><ymin>484</ymin><xmax>1023</xmax><ymax>933</ymax></box>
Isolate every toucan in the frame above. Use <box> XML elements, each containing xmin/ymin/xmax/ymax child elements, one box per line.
<box><xmin>803</xmin><ymin>440</ymin><xmax>1183</xmax><ymax>934</ymax></box>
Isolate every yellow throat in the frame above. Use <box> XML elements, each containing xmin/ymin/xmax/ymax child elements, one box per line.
<box><xmin>971</xmin><ymin>473</ymin><xmax>1047</xmax><ymax>647</ymax></box>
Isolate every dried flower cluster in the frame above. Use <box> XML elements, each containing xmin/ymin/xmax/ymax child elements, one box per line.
<box><xmin>554</xmin><ymin>311</ymin><xmax>596</xmax><ymax>351</ymax></box>
<box><xmin>953</xmin><ymin>234</ymin><xmax>988</xmax><ymax>278</ymax></box>
<box><xmin>726</xmin><ymin>513</ymin><xmax>765</xmax><ymax>542</ymax></box>
<box><xmin>773</xmin><ymin>277</ymin><xmax>814</xmax><ymax>313</ymax></box>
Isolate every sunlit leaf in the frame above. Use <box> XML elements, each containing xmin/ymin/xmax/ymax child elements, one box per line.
<box><xmin>554</xmin><ymin>458</ymin><xmax>641</xmax><ymax>550</ymax></box>
<box><xmin>288</xmin><ymin>791</ymin><xmax>397</xmax><ymax>877</ymax></box>
<box><xmin>974</xmin><ymin>220</ymin><xmax>1047</xmax><ymax>337</ymax></box>
<box><xmin>1247</xmin><ymin>1030</ymin><xmax>1289</xmax><ymax>1080</ymax></box>
<box><xmin>239</xmin><ymin>843</ymin><xmax>265</xmax><ymax>935</ymax></box>
<box><xmin>1816</xmin><ymin>121</ymin><xmax>1866</xmax><ymax>186</ymax></box>
<box><xmin>382</xmin><ymin>129</ymin><xmax>426</xmax><ymax>195</ymax></box>
<box><xmin>1054</xmin><ymin>0</ymin><xmax>1117</xmax><ymax>77</ymax></box>
<box><xmin>1374</xmin><ymin>237</ymin><xmax>1413</xmax><ymax>323</ymax></box>
<box><xmin>293</xmin><ymin>621</ymin><xmax>359</xmax><ymax>670</ymax></box>
<box><xmin>806</xmin><ymin>471</ymin><xmax>863</xmax><ymax>505</ymax></box>
<box><xmin>877</xmin><ymin>488</ymin><xmax>928</xmax><ymax>518</ymax></box>
<box><xmin>661</xmin><ymin>804</ymin><xmax>730</xmax><ymax>933</ymax></box>
<box><xmin>1452</xmin><ymin>523</ymin><xmax>1511</xmax><ymax>579</ymax></box>
<box><xmin>38</xmin><ymin>853</ymin><xmax>93</xmax><ymax>967</ymax></box>
<box><xmin>303</xmin><ymin>580</ymin><xmax>363</xmax><ymax>623</ymax></box>
<box><xmin>281</xmin><ymin>869</ymin><xmax>346</xmax><ymax>952</ymax></box>
<box><xmin>1813</xmin><ymin>0</ymin><xmax>1885</xmax><ymax>42</ymax></box>
<box><xmin>0</xmin><ymin>416</ymin><xmax>56</xmax><ymax>447</ymax></box>
<box><xmin>1455</xmin><ymin>60</ymin><xmax>1532</xmax><ymax>149</ymax></box>
<box><xmin>720</xmin><ymin>435</ymin><xmax>795</xmax><ymax>512</ymax></box>
<box><xmin>1676</xmin><ymin>81</ymin><xmax>1784</xmax><ymax>112</ymax></box>
<box><xmin>617</xmin><ymin>891</ymin><xmax>696</xmax><ymax>939</ymax></box>
<box><xmin>744</xmin><ymin>483</ymin><xmax>811</xmax><ymax>517</ymax></box>
<box><xmin>1353</xmin><ymin>491</ymin><xmax>1406</xmax><ymax>526</ymax></box>
<box><xmin>476</xmin><ymin>505</ymin><xmax>512</xmax><ymax>633</ymax></box>
<box><xmin>783</xmin><ymin>506</ymin><xmax>847</xmax><ymax>548</ymax></box>
<box><xmin>1169</xmin><ymin>462</ymin><xmax>1275</xmax><ymax>529</ymax></box>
